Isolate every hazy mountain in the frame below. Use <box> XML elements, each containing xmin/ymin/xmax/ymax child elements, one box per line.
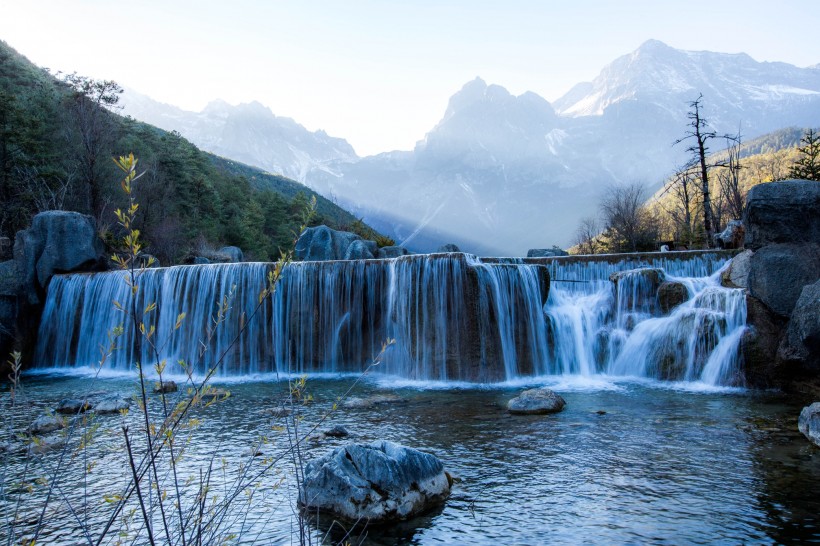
<box><xmin>121</xmin><ymin>91</ymin><xmax>357</xmax><ymax>182</ymax></box>
<box><xmin>121</xmin><ymin>40</ymin><xmax>820</xmax><ymax>255</ymax></box>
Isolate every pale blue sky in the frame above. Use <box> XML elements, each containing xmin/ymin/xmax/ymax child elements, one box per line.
<box><xmin>2</xmin><ymin>1</ymin><xmax>818</xmax><ymax>155</ymax></box>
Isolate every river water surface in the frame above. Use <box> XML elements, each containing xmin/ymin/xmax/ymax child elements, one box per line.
<box><xmin>4</xmin><ymin>372</ymin><xmax>819</xmax><ymax>545</ymax></box>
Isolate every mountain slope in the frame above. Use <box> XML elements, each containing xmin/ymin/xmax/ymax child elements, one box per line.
<box><xmin>121</xmin><ymin>90</ymin><xmax>357</xmax><ymax>183</ymax></box>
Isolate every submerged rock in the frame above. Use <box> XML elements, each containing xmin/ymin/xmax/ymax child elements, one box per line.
<box><xmin>27</xmin><ymin>414</ymin><xmax>65</xmax><ymax>435</ymax></box>
<box><xmin>94</xmin><ymin>396</ymin><xmax>131</xmax><ymax>414</ymax></box>
<box><xmin>154</xmin><ymin>380</ymin><xmax>178</xmax><ymax>394</ymax></box>
<box><xmin>798</xmin><ymin>402</ymin><xmax>820</xmax><ymax>447</ymax></box>
<box><xmin>299</xmin><ymin>440</ymin><xmax>451</xmax><ymax>524</ymax></box>
<box><xmin>507</xmin><ymin>388</ymin><xmax>566</xmax><ymax>415</ymax></box>
<box><xmin>55</xmin><ymin>398</ymin><xmax>91</xmax><ymax>415</ymax></box>
<box><xmin>324</xmin><ymin>425</ymin><xmax>350</xmax><ymax>438</ymax></box>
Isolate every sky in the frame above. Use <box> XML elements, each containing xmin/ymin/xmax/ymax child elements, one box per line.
<box><xmin>2</xmin><ymin>1</ymin><xmax>819</xmax><ymax>156</ymax></box>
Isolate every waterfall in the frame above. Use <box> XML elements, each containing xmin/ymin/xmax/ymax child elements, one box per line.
<box><xmin>35</xmin><ymin>251</ymin><xmax>744</xmax><ymax>385</ymax></box>
<box><xmin>543</xmin><ymin>253</ymin><xmax>745</xmax><ymax>385</ymax></box>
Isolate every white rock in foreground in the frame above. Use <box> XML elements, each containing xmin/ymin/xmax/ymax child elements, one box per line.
<box><xmin>299</xmin><ymin>440</ymin><xmax>450</xmax><ymax>523</ymax></box>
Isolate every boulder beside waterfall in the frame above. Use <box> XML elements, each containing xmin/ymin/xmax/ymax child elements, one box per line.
<box><xmin>15</xmin><ymin>211</ymin><xmax>107</xmax><ymax>305</ymax></box>
<box><xmin>299</xmin><ymin>440</ymin><xmax>451</xmax><ymax>523</ymax></box>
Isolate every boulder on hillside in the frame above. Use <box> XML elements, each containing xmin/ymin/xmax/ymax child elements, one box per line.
<box><xmin>778</xmin><ymin>280</ymin><xmax>820</xmax><ymax>375</ymax></box>
<box><xmin>747</xmin><ymin>243</ymin><xmax>820</xmax><ymax>317</ymax></box>
<box><xmin>798</xmin><ymin>402</ymin><xmax>820</xmax><ymax>447</ymax></box>
<box><xmin>527</xmin><ymin>247</ymin><xmax>569</xmax><ymax>258</ymax></box>
<box><xmin>720</xmin><ymin>249</ymin><xmax>752</xmax><ymax>289</ymax></box>
<box><xmin>344</xmin><ymin>239</ymin><xmax>377</xmax><ymax>260</ymax></box>
<box><xmin>714</xmin><ymin>220</ymin><xmax>745</xmax><ymax>249</ymax></box>
<box><xmin>436</xmin><ymin>243</ymin><xmax>461</xmax><ymax>253</ymax></box>
<box><xmin>218</xmin><ymin>246</ymin><xmax>244</xmax><ymax>263</ymax></box>
<box><xmin>744</xmin><ymin>180</ymin><xmax>820</xmax><ymax>250</ymax></box>
<box><xmin>14</xmin><ymin>211</ymin><xmax>107</xmax><ymax>305</ymax></box>
<box><xmin>300</xmin><ymin>440</ymin><xmax>451</xmax><ymax>524</ymax></box>
<box><xmin>377</xmin><ymin>246</ymin><xmax>410</xmax><ymax>259</ymax></box>
<box><xmin>507</xmin><ymin>388</ymin><xmax>566</xmax><ymax>415</ymax></box>
<box><xmin>657</xmin><ymin>281</ymin><xmax>690</xmax><ymax>313</ymax></box>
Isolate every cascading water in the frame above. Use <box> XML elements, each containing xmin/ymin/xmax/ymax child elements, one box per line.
<box><xmin>543</xmin><ymin>253</ymin><xmax>746</xmax><ymax>385</ymax></box>
<box><xmin>34</xmin><ymin>251</ymin><xmax>745</xmax><ymax>385</ymax></box>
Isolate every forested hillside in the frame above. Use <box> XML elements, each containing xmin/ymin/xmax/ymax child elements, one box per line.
<box><xmin>0</xmin><ymin>40</ymin><xmax>371</xmax><ymax>263</ymax></box>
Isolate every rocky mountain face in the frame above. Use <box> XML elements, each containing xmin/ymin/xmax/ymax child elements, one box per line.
<box><xmin>121</xmin><ymin>92</ymin><xmax>357</xmax><ymax>183</ymax></box>
<box><xmin>122</xmin><ymin>41</ymin><xmax>820</xmax><ymax>255</ymax></box>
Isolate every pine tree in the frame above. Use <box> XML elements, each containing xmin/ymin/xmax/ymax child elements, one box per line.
<box><xmin>788</xmin><ymin>128</ymin><xmax>820</xmax><ymax>181</ymax></box>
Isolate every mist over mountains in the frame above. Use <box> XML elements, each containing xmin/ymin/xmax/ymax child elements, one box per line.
<box><xmin>122</xmin><ymin>40</ymin><xmax>820</xmax><ymax>255</ymax></box>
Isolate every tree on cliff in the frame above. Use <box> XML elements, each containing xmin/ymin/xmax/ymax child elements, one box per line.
<box><xmin>788</xmin><ymin>128</ymin><xmax>820</xmax><ymax>181</ymax></box>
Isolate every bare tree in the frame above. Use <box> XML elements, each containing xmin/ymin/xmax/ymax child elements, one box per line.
<box><xmin>600</xmin><ymin>182</ymin><xmax>656</xmax><ymax>252</ymax></box>
<box><xmin>663</xmin><ymin>166</ymin><xmax>698</xmax><ymax>247</ymax></box>
<box><xmin>675</xmin><ymin>94</ymin><xmax>732</xmax><ymax>248</ymax></box>
<box><xmin>574</xmin><ymin>216</ymin><xmax>601</xmax><ymax>255</ymax></box>
<box><xmin>717</xmin><ymin>133</ymin><xmax>744</xmax><ymax>222</ymax></box>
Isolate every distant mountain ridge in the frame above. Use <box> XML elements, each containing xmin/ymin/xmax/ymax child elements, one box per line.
<box><xmin>121</xmin><ymin>40</ymin><xmax>820</xmax><ymax>255</ymax></box>
<box><xmin>121</xmin><ymin>91</ymin><xmax>357</xmax><ymax>183</ymax></box>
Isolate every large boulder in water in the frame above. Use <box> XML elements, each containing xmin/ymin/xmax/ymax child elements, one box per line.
<box><xmin>299</xmin><ymin>440</ymin><xmax>451</xmax><ymax>524</ymax></box>
<box><xmin>747</xmin><ymin>243</ymin><xmax>820</xmax><ymax>317</ymax></box>
<box><xmin>798</xmin><ymin>402</ymin><xmax>820</xmax><ymax>447</ymax></box>
<box><xmin>14</xmin><ymin>211</ymin><xmax>107</xmax><ymax>305</ymax></box>
<box><xmin>778</xmin><ymin>280</ymin><xmax>820</xmax><ymax>376</ymax></box>
<box><xmin>507</xmin><ymin>388</ymin><xmax>566</xmax><ymax>414</ymax></box>
<box><xmin>296</xmin><ymin>225</ymin><xmax>376</xmax><ymax>261</ymax></box>
<box><xmin>743</xmin><ymin>180</ymin><xmax>820</xmax><ymax>250</ymax></box>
